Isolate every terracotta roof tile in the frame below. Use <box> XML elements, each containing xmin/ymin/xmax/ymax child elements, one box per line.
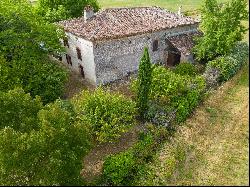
<box><xmin>58</xmin><ymin>7</ymin><xmax>199</xmax><ymax>41</ymax></box>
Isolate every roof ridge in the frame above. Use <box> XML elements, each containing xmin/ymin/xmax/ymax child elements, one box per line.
<box><xmin>101</xmin><ymin>6</ymin><xmax>163</xmax><ymax>10</ymax></box>
<box><xmin>58</xmin><ymin>6</ymin><xmax>199</xmax><ymax>41</ymax></box>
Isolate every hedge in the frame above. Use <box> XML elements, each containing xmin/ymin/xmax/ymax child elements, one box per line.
<box><xmin>73</xmin><ymin>88</ymin><xmax>137</xmax><ymax>143</ymax></box>
<box><xmin>206</xmin><ymin>42</ymin><xmax>249</xmax><ymax>82</ymax></box>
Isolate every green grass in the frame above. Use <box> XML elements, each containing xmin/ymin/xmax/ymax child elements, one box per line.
<box><xmin>98</xmin><ymin>0</ymin><xmax>229</xmax><ymax>12</ymax></box>
<box><xmin>134</xmin><ymin>62</ymin><xmax>249</xmax><ymax>186</ymax></box>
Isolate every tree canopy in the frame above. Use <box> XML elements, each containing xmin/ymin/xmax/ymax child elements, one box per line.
<box><xmin>0</xmin><ymin>99</ymin><xmax>92</xmax><ymax>185</ymax></box>
<box><xmin>36</xmin><ymin>0</ymin><xmax>100</xmax><ymax>22</ymax></box>
<box><xmin>193</xmin><ymin>0</ymin><xmax>248</xmax><ymax>62</ymax></box>
<box><xmin>0</xmin><ymin>0</ymin><xmax>68</xmax><ymax>103</ymax></box>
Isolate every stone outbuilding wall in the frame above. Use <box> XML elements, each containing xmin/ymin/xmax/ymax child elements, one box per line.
<box><xmin>93</xmin><ymin>24</ymin><xmax>198</xmax><ymax>85</ymax></box>
<box><xmin>62</xmin><ymin>24</ymin><xmax>198</xmax><ymax>86</ymax></box>
<box><xmin>61</xmin><ymin>32</ymin><xmax>97</xmax><ymax>85</ymax></box>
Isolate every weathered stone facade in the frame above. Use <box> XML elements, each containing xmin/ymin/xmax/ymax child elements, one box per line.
<box><xmin>93</xmin><ymin>24</ymin><xmax>198</xmax><ymax>85</ymax></box>
<box><xmin>59</xmin><ymin>7</ymin><xmax>200</xmax><ymax>86</ymax></box>
<box><xmin>62</xmin><ymin>32</ymin><xmax>96</xmax><ymax>85</ymax></box>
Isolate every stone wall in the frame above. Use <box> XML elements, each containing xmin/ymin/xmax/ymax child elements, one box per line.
<box><xmin>93</xmin><ymin>24</ymin><xmax>198</xmax><ymax>85</ymax></box>
<box><xmin>62</xmin><ymin>32</ymin><xmax>96</xmax><ymax>85</ymax></box>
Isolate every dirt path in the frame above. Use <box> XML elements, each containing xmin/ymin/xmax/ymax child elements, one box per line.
<box><xmin>136</xmin><ymin>63</ymin><xmax>249</xmax><ymax>186</ymax></box>
<box><xmin>81</xmin><ymin>123</ymin><xmax>146</xmax><ymax>182</ymax></box>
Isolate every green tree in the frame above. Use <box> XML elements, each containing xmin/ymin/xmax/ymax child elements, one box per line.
<box><xmin>0</xmin><ymin>100</ymin><xmax>92</xmax><ymax>185</ymax></box>
<box><xmin>0</xmin><ymin>88</ymin><xmax>43</xmax><ymax>132</ymax></box>
<box><xmin>193</xmin><ymin>0</ymin><xmax>248</xmax><ymax>62</ymax></box>
<box><xmin>0</xmin><ymin>0</ymin><xmax>64</xmax><ymax>60</ymax></box>
<box><xmin>0</xmin><ymin>0</ymin><xmax>68</xmax><ymax>103</ymax></box>
<box><xmin>136</xmin><ymin>47</ymin><xmax>153</xmax><ymax>118</ymax></box>
<box><xmin>36</xmin><ymin>0</ymin><xmax>100</xmax><ymax>22</ymax></box>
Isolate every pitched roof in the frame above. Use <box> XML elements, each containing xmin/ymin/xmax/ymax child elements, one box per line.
<box><xmin>167</xmin><ymin>31</ymin><xmax>202</xmax><ymax>56</ymax></box>
<box><xmin>58</xmin><ymin>7</ymin><xmax>199</xmax><ymax>41</ymax></box>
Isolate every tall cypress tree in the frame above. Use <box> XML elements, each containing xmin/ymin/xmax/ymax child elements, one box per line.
<box><xmin>137</xmin><ymin>47</ymin><xmax>152</xmax><ymax>119</ymax></box>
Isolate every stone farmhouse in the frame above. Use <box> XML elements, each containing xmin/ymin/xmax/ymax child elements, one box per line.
<box><xmin>58</xmin><ymin>6</ymin><xmax>200</xmax><ymax>86</ymax></box>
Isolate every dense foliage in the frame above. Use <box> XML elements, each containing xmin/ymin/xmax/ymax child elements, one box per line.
<box><xmin>0</xmin><ymin>88</ymin><xmax>43</xmax><ymax>132</ymax></box>
<box><xmin>36</xmin><ymin>0</ymin><xmax>100</xmax><ymax>22</ymax></box>
<box><xmin>102</xmin><ymin>125</ymin><xmax>169</xmax><ymax>185</ymax></box>
<box><xmin>0</xmin><ymin>99</ymin><xmax>92</xmax><ymax>185</ymax></box>
<box><xmin>173</xmin><ymin>62</ymin><xmax>198</xmax><ymax>76</ymax></box>
<box><xmin>206</xmin><ymin>42</ymin><xmax>249</xmax><ymax>82</ymax></box>
<box><xmin>0</xmin><ymin>0</ymin><xmax>68</xmax><ymax>103</ymax></box>
<box><xmin>150</xmin><ymin>66</ymin><xmax>206</xmax><ymax>100</ymax></box>
<box><xmin>103</xmin><ymin>150</ymin><xmax>136</xmax><ymax>185</ymax></box>
<box><xmin>193</xmin><ymin>0</ymin><xmax>248</xmax><ymax>62</ymax></box>
<box><xmin>0</xmin><ymin>57</ymin><xmax>68</xmax><ymax>103</ymax></box>
<box><xmin>0</xmin><ymin>0</ymin><xmax>64</xmax><ymax>60</ymax></box>
<box><xmin>73</xmin><ymin>88</ymin><xmax>136</xmax><ymax>143</ymax></box>
<box><xmin>149</xmin><ymin>66</ymin><xmax>206</xmax><ymax>123</ymax></box>
<box><xmin>136</xmin><ymin>47</ymin><xmax>153</xmax><ymax>118</ymax></box>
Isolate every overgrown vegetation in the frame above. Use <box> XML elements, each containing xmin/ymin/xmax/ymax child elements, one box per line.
<box><xmin>0</xmin><ymin>98</ymin><xmax>92</xmax><ymax>185</ymax></box>
<box><xmin>173</xmin><ymin>62</ymin><xmax>198</xmax><ymax>76</ymax></box>
<box><xmin>0</xmin><ymin>0</ymin><xmax>68</xmax><ymax>103</ymax></box>
<box><xmin>193</xmin><ymin>0</ymin><xmax>248</xmax><ymax>62</ymax></box>
<box><xmin>134</xmin><ymin>61</ymin><xmax>249</xmax><ymax>186</ymax></box>
<box><xmin>148</xmin><ymin>65</ymin><xmax>206</xmax><ymax>124</ymax></box>
<box><xmin>73</xmin><ymin>88</ymin><xmax>137</xmax><ymax>143</ymax></box>
<box><xmin>102</xmin><ymin>124</ymin><xmax>169</xmax><ymax>185</ymax></box>
<box><xmin>100</xmin><ymin>41</ymin><xmax>249</xmax><ymax>186</ymax></box>
<box><xmin>206</xmin><ymin>42</ymin><xmax>249</xmax><ymax>82</ymax></box>
<box><xmin>0</xmin><ymin>0</ymin><xmax>248</xmax><ymax>185</ymax></box>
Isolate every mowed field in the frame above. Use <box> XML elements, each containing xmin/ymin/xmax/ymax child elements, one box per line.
<box><xmin>98</xmin><ymin>0</ymin><xmax>229</xmax><ymax>11</ymax></box>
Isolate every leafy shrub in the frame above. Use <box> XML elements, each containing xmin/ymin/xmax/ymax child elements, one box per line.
<box><xmin>193</xmin><ymin>0</ymin><xmax>248</xmax><ymax>61</ymax></box>
<box><xmin>132</xmin><ymin>66</ymin><xmax>206</xmax><ymax>125</ymax></box>
<box><xmin>173</xmin><ymin>62</ymin><xmax>198</xmax><ymax>76</ymax></box>
<box><xmin>206</xmin><ymin>42</ymin><xmax>249</xmax><ymax>82</ymax></box>
<box><xmin>0</xmin><ymin>99</ymin><xmax>92</xmax><ymax>186</ymax></box>
<box><xmin>103</xmin><ymin>150</ymin><xmax>136</xmax><ymax>185</ymax></box>
<box><xmin>206</xmin><ymin>56</ymin><xmax>235</xmax><ymax>82</ymax></box>
<box><xmin>170</xmin><ymin>90</ymin><xmax>201</xmax><ymax>123</ymax></box>
<box><xmin>132</xmin><ymin>132</ymin><xmax>155</xmax><ymax>164</ymax></box>
<box><xmin>147</xmin><ymin>66</ymin><xmax>206</xmax><ymax>124</ymax></box>
<box><xmin>102</xmin><ymin>126</ymin><xmax>169</xmax><ymax>186</ymax></box>
<box><xmin>228</xmin><ymin>41</ymin><xmax>249</xmax><ymax>66</ymax></box>
<box><xmin>0</xmin><ymin>88</ymin><xmax>43</xmax><ymax>132</ymax></box>
<box><xmin>149</xmin><ymin>66</ymin><xmax>189</xmax><ymax>100</ymax></box>
<box><xmin>73</xmin><ymin>88</ymin><xmax>136</xmax><ymax>143</ymax></box>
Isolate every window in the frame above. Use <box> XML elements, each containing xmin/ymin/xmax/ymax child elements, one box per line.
<box><xmin>79</xmin><ymin>64</ymin><xmax>85</xmax><ymax>78</ymax></box>
<box><xmin>66</xmin><ymin>54</ymin><xmax>72</xmax><ymax>66</ymax></box>
<box><xmin>153</xmin><ymin>40</ymin><xmax>159</xmax><ymax>52</ymax></box>
<box><xmin>63</xmin><ymin>38</ymin><xmax>69</xmax><ymax>47</ymax></box>
<box><xmin>76</xmin><ymin>47</ymin><xmax>82</xmax><ymax>60</ymax></box>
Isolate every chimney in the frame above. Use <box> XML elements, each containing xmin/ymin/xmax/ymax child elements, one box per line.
<box><xmin>84</xmin><ymin>5</ymin><xmax>94</xmax><ymax>22</ymax></box>
<box><xmin>177</xmin><ymin>6</ymin><xmax>182</xmax><ymax>17</ymax></box>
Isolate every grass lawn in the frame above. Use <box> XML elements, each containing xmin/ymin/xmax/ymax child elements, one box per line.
<box><xmin>98</xmin><ymin>0</ymin><xmax>229</xmax><ymax>12</ymax></box>
<box><xmin>134</xmin><ymin>60</ymin><xmax>249</xmax><ymax>186</ymax></box>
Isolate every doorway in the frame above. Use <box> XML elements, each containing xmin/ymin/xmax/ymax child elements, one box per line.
<box><xmin>166</xmin><ymin>51</ymin><xmax>181</xmax><ymax>67</ymax></box>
